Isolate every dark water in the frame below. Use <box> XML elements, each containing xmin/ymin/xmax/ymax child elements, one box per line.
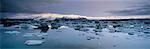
<box><xmin>1</xmin><ymin>0</ymin><xmax>150</xmax><ymax>17</ymax></box>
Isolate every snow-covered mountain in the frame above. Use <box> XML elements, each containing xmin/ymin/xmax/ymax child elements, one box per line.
<box><xmin>6</xmin><ymin>13</ymin><xmax>85</xmax><ymax>19</ymax></box>
<box><xmin>6</xmin><ymin>13</ymin><xmax>150</xmax><ymax>20</ymax></box>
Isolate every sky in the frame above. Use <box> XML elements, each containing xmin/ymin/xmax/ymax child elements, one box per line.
<box><xmin>1</xmin><ymin>0</ymin><xmax>150</xmax><ymax>16</ymax></box>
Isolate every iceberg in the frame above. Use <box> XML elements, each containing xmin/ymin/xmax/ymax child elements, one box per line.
<box><xmin>23</xmin><ymin>33</ymin><xmax>34</xmax><ymax>37</ymax></box>
<box><xmin>24</xmin><ymin>40</ymin><xmax>44</xmax><ymax>46</ymax></box>
<box><xmin>10</xmin><ymin>24</ymin><xmax>38</xmax><ymax>29</ymax></box>
<box><xmin>59</xmin><ymin>26</ymin><xmax>69</xmax><ymax>29</ymax></box>
<box><xmin>5</xmin><ymin>31</ymin><xmax>20</xmax><ymax>34</ymax></box>
<box><xmin>108</xmin><ymin>25</ymin><xmax>113</xmax><ymax>28</ymax></box>
<box><xmin>35</xmin><ymin>33</ymin><xmax>48</xmax><ymax>37</ymax></box>
<box><xmin>48</xmin><ymin>25</ymin><xmax>52</xmax><ymax>28</ymax></box>
<box><xmin>30</xmin><ymin>25</ymin><xmax>38</xmax><ymax>29</ymax></box>
<box><xmin>129</xmin><ymin>25</ymin><xmax>134</xmax><ymax>28</ymax></box>
<box><xmin>23</xmin><ymin>33</ymin><xmax>48</xmax><ymax>37</ymax></box>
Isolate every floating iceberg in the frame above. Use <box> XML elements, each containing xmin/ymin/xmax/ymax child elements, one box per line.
<box><xmin>23</xmin><ymin>33</ymin><xmax>34</xmax><ymax>37</ymax></box>
<box><xmin>35</xmin><ymin>33</ymin><xmax>48</xmax><ymax>37</ymax></box>
<box><xmin>129</xmin><ymin>25</ymin><xmax>135</xmax><ymax>28</ymax></box>
<box><xmin>30</xmin><ymin>25</ymin><xmax>38</xmax><ymax>29</ymax></box>
<box><xmin>5</xmin><ymin>31</ymin><xmax>20</xmax><ymax>34</ymax></box>
<box><xmin>10</xmin><ymin>24</ymin><xmax>38</xmax><ymax>29</ymax></box>
<box><xmin>24</xmin><ymin>40</ymin><xmax>44</xmax><ymax>46</ymax></box>
<box><xmin>59</xmin><ymin>26</ymin><xmax>69</xmax><ymax>29</ymax></box>
<box><xmin>48</xmin><ymin>25</ymin><xmax>52</xmax><ymax>28</ymax></box>
<box><xmin>108</xmin><ymin>25</ymin><xmax>113</xmax><ymax>28</ymax></box>
<box><xmin>23</xmin><ymin>33</ymin><xmax>48</xmax><ymax>37</ymax></box>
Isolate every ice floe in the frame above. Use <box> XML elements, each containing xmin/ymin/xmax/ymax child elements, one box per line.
<box><xmin>10</xmin><ymin>24</ymin><xmax>38</xmax><ymax>29</ymax></box>
<box><xmin>23</xmin><ymin>33</ymin><xmax>48</xmax><ymax>37</ymax></box>
<box><xmin>59</xmin><ymin>26</ymin><xmax>69</xmax><ymax>29</ymax></box>
<box><xmin>5</xmin><ymin>31</ymin><xmax>20</xmax><ymax>34</ymax></box>
<box><xmin>24</xmin><ymin>40</ymin><xmax>44</xmax><ymax>46</ymax></box>
<box><xmin>48</xmin><ymin>25</ymin><xmax>52</xmax><ymax>28</ymax></box>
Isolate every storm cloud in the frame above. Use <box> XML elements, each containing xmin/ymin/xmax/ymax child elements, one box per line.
<box><xmin>1</xmin><ymin>0</ymin><xmax>150</xmax><ymax>16</ymax></box>
<box><xmin>1</xmin><ymin>0</ymin><xmax>58</xmax><ymax>13</ymax></box>
<box><xmin>110</xmin><ymin>0</ymin><xmax>150</xmax><ymax>16</ymax></box>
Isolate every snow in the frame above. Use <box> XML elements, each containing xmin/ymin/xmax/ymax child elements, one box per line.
<box><xmin>24</xmin><ymin>40</ymin><xmax>44</xmax><ymax>46</ymax></box>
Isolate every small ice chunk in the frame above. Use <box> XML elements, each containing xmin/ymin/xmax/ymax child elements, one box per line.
<box><xmin>35</xmin><ymin>33</ymin><xmax>48</xmax><ymax>37</ymax></box>
<box><xmin>23</xmin><ymin>33</ymin><xmax>34</xmax><ymax>37</ymax></box>
<box><xmin>11</xmin><ymin>24</ymin><xmax>38</xmax><ymax>29</ymax></box>
<box><xmin>5</xmin><ymin>31</ymin><xmax>20</xmax><ymax>34</ymax></box>
<box><xmin>23</xmin><ymin>33</ymin><xmax>48</xmax><ymax>37</ymax></box>
<box><xmin>30</xmin><ymin>25</ymin><xmax>38</xmax><ymax>28</ymax></box>
<box><xmin>108</xmin><ymin>25</ymin><xmax>113</xmax><ymax>28</ymax></box>
<box><xmin>59</xmin><ymin>26</ymin><xmax>69</xmax><ymax>29</ymax></box>
<box><xmin>24</xmin><ymin>40</ymin><xmax>44</xmax><ymax>46</ymax></box>
<box><xmin>141</xmin><ymin>26</ymin><xmax>144</xmax><ymax>28</ymax></box>
<box><xmin>10</xmin><ymin>25</ymin><xmax>21</xmax><ymax>28</ymax></box>
<box><xmin>48</xmin><ymin>25</ymin><xmax>52</xmax><ymax>28</ymax></box>
<box><xmin>129</xmin><ymin>25</ymin><xmax>134</xmax><ymax>28</ymax></box>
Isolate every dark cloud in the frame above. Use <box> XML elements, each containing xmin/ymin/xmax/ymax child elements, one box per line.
<box><xmin>1</xmin><ymin>0</ymin><xmax>57</xmax><ymax>13</ymax></box>
<box><xmin>1</xmin><ymin>0</ymin><xmax>150</xmax><ymax>16</ymax></box>
<box><xmin>110</xmin><ymin>0</ymin><xmax>150</xmax><ymax>16</ymax></box>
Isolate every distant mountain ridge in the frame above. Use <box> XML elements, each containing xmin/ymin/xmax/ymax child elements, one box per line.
<box><xmin>4</xmin><ymin>13</ymin><xmax>150</xmax><ymax>20</ymax></box>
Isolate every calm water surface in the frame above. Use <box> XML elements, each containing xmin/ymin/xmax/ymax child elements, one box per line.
<box><xmin>1</xmin><ymin>26</ymin><xmax>150</xmax><ymax>49</ymax></box>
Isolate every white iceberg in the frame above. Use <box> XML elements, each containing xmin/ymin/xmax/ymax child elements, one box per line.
<box><xmin>23</xmin><ymin>33</ymin><xmax>34</xmax><ymax>37</ymax></box>
<box><xmin>108</xmin><ymin>25</ymin><xmax>113</xmax><ymax>28</ymax></box>
<box><xmin>129</xmin><ymin>25</ymin><xmax>134</xmax><ymax>28</ymax></box>
<box><xmin>24</xmin><ymin>40</ymin><xmax>44</xmax><ymax>46</ymax></box>
<box><xmin>30</xmin><ymin>25</ymin><xmax>38</xmax><ymax>29</ymax></box>
<box><xmin>35</xmin><ymin>33</ymin><xmax>48</xmax><ymax>37</ymax></box>
<box><xmin>48</xmin><ymin>25</ymin><xmax>52</xmax><ymax>28</ymax></box>
<box><xmin>23</xmin><ymin>33</ymin><xmax>48</xmax><ymax>37</ymax></box>
<box><xmin>10</xmin><ymin>24</ymin><xmax>38</xmax><ymax>29</ymax></box>
<box><xmin>5</xmin><ymin>31</ymin><xmax>20</xmax><ymax>34</ymax></box>
<box><xmin>59</xmin><ymin>26</ymin><xmax>69</xmax><ymax>29</ymax></box>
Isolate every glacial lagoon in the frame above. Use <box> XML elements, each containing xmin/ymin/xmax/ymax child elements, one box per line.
<box><xmin>0</xmin><ymin>19</ymin><xmax>150</xmax><ymax>49</ymax></box>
